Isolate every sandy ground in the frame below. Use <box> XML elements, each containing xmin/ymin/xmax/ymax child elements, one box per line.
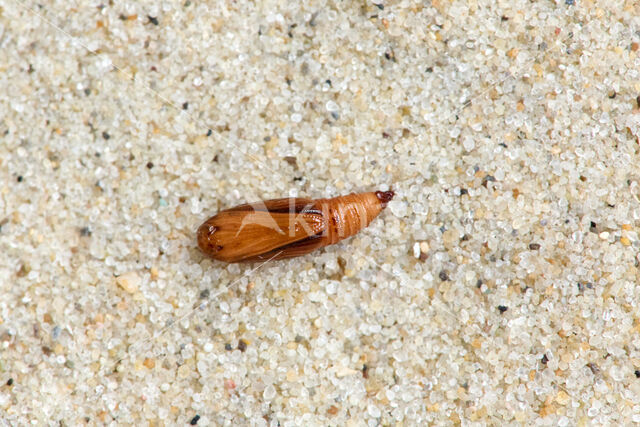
<box><xmin>2</xmin><ymin>0</ymin><xmax>640</xmax><ymax>425</ymax></box>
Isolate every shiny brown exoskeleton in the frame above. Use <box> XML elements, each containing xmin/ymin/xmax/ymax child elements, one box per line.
<box><xmin>197</xmin><ymin>191</ymin><xmax>395</xmax><ymax>263</ymax></box>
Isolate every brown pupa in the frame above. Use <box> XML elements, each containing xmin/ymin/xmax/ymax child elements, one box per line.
<box><xmin>197</xmin><ymin>190</ymin><xmax>395</xmax><ymax>263</ymax></box>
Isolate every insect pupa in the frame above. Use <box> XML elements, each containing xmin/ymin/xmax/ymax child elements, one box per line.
<box><xmin>197</xmin><ymin>190</ymin><xmax>395</xmax><ymax>263</ymax></box>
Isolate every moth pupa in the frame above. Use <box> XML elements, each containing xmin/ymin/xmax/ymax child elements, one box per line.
<box><xmin>197</xmin><ymin>190</ymin><xmax>395</xmax><ymax>263</ymax></box>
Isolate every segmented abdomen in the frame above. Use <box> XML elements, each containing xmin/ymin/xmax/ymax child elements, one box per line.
<box><xmin>316</xmin><ymin>192</ymin><xmax>388</xmax><ymax>245</ymax></box>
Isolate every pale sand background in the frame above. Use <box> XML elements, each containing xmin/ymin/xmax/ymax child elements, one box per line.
<box><xmin>2</xmin><ymin>0</ymin><xmax>640</xmax><ymax>425</ymax></box>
